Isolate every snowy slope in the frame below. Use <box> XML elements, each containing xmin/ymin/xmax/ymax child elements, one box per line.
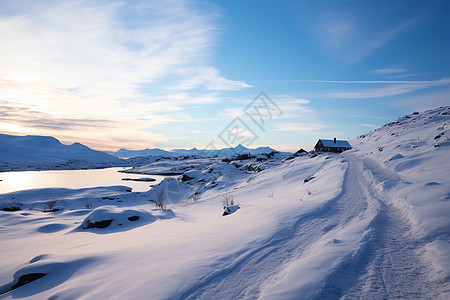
<box><xmin>353</xmin><ymin>107</ymin><xmax>450</xmax><ymax>239</ymax></box>
<box><xmin>0</xmin><ymin>134</ymin><xmax>121</xmax><ymax>171</ymax></box>
<box><xmin>0</xmin><ymin>107</ymin><xmax>449</xmax><ymax>299</ymax></box>
<box><xmin>260</xmin><ymin>106</ymin><xmax>450</xmax><ymax>299</ymax></box>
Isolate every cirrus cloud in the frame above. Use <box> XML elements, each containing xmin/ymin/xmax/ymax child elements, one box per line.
<box><xmin>0</xmin><ymin>0</ymin><xmax>249</xmax><ymax>149</ymax></box>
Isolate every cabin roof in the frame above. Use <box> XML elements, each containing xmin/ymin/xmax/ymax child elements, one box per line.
<box><xmin>318</xmin><ymin>139</ymin><xmax>352</xmax><ymax>148</ymax></box>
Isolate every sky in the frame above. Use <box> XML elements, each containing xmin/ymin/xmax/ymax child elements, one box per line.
<box><xmin>0</xmin><ymin>0</ymin><xmax>449</xmax><ymax>152</ymax></box>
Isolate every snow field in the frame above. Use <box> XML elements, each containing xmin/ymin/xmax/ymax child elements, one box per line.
<box><xmin>0</xmin><ymin>106</ymin><xmax>449</xmax><ymax>299</ymax></box>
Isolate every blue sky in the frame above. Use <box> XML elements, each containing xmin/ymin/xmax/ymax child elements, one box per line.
<box><xmin>0</xmin><ymin>0</ymin><xmax>448</xmax><ymax>151</ymax></box>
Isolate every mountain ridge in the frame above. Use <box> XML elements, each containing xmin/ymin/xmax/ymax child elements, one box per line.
<box><xmin>0</xmin><ymin>133</ymin><xmax>120</xmax><ymax>164</ymax></box>
<box><xmin>106</xmin><ymin>144</ymin><xmax>291</xmax><ymax>158</ymax></box>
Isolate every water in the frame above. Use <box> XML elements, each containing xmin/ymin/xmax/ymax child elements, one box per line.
<box><xmin>0</xmin><ymin>167</ymin><xmax>166</xmax><ymax>194</ymax></box>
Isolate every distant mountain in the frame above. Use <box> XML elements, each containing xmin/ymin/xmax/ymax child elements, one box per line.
<box><xmin>107</xmin><ymin>144</ymin><xmax>289</xmax><ymax>158</ymax></box>
<box><xmin>0</xmin><ymin>134</ymin><xmax>120</xmax><ymax>164</ymax></box>
<box><xmin>108</xmin><ymin>148</ymin><xmax>172</xmax><ymax>158</ymax></box>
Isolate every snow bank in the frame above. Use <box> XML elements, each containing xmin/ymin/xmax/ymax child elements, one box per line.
<box><xmin>123</xmin><ymin>157</ymin><xmax>221</xmax><ymax>175</ymax></box>
<box><xmin>147</xmin><ymin>177</ymin><xmax>191</xmax><ymax>205</ymax></box>
<box><xmin>0</xmin><ymin>255</ymin><xmax>99</xmax><ymax>298</ymax></box>
<box><xmin>0</xmin><ymin>186</ymin><xmax>133</xmax><ymax>211</ymax></box>
<box><xmin>80</xmin><ymin>206</ymin><xmax>156</xmax><ymax>231</ymax></box>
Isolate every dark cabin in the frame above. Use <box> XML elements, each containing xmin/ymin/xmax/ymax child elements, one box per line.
<box><xmin>314</xmin><ymin>138</ymin><xmax>352</xmax><ymax>153</ymax></box>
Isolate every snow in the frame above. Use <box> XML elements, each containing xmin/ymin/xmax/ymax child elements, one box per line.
<box><xmin>0</xmin><ymin>106</ymin><xmax>449</xmax><ymax>299</ymax></box>
<box><xmin>0</xmin><ymin>255</ymin><xmax>99</xmax><ymax>298</ymax></box>
<box><xmin>80</xmin><ymin>206</ymin><xmax>157</xmax><ymax>231</ymax></box>
<box><xmin>223</xmin><ymin>205</ymin><xmax>240</xmax><ymax>216</ymax></box>
<box><xmin>353</xmin><ymin>107</ymin><xmax>450</xmax><ymax>239</ymax></box>
<box><xmin>122</xmin><ymin>157</ymin><xmax>222</xmax><ymax>175</ymax></box>
<box><xmin>147</xmin><ymin>177</ymin><xmax>191</xmax><ymax>205</ymax></box>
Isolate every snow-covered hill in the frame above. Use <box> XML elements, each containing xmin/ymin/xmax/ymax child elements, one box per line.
<box><xmin>353</xmin><ymin>107</ymin><xmax>450</xmax><ymax>240</ymax></box>
<box><xmin>0</xmin><ymin>134</ymin><xmax>120</xmax><ymax>171</ymax></box>
<box><xmin>0</xmin><ymin>107</ymin><xmax>448</xmax><ymax>299</ymax></box>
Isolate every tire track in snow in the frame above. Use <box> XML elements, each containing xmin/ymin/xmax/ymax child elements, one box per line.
<box><xmin>177</xmin><ymin>158</ymin><xmax>374</xmax><ymax>300</ymax></box>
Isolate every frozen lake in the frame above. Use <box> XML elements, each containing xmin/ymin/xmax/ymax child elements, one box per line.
<box><xmin>0</xmin><ymin>167</ymin><xmax>166</xmax><ymax>194</ymax></box>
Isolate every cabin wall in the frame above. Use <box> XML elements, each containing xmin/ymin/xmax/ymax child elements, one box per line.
<box><xmin>314</xmin><ymin>140</ymin><xmax>351</xmax><ymax>153</ymax></box>
<box><xmin>314</xmin><ymin>146</ymin><xmax>351</xmax><ymax>153</ymax></box>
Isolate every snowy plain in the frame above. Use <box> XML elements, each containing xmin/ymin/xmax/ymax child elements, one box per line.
<box><xmin>0</xmin><ymin>106</ymin><xmax>449</xmax><ymax>299</ymax></box>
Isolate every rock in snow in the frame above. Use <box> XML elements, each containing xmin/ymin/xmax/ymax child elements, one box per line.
<box><xmin>81</xmin><ymin>206</ymin><xmax>156</xmax><ymax>230</ymax></box>
<box><xmin>222</xmin><ymin>205</ymin><xmax>240</xmax><ymax>216</ymax></box>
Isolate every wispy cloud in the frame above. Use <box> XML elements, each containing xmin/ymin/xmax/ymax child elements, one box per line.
<box><xmin>389</xmin><ymin>72</ymin><xmax>430</xmax><ymax>79</ymax></box>
<box><xmin>393</xmin><ymin>89</ymin><xmax>450</xmax><ymax>111</ymax></box>
<box><xmin>245</xmin><ymin>79</ymin><xmax>441</xmax><ymax>84</ymax></box>
<box><xmin>348</xmin><ymin>114</ymin><xmax>389</xmax><ymax>120</ymax></box>
<box><xmin>360</xmin><ymin>123</ymin><xmax>379</xmax><ymax>129</ymax></box>
<box><xmin>0</xmin><ymin>0</ymin><xmax>249</xmax><ymax>149</ymax></box>
<box><xmin>370</xmin><ymin>68</ymin><xmax>409</xmax><ymax>74</ymax></box>
<box><xmin>325</xmin><ymin>78</ymin><xmax>450</xmax><ymax>98</ymax></box>
<box><xmin>0</xmin><ymin>104</ymin><xmax>114</xmax><ymax>131</ymax></box>
<box><xmin>0</xmin><ymin>0</ymin><xmax>248</xmax><ymax>96</ymax></box>
<box><xmin>223</xmin><ymin>78</ymin><xmax>450</xmax><ymax>101</ymax></box>
<box><xmin>275</xmin><ymin>122</ymin><xmax>325</xmax><ymax>132</ymax></box>
<box><xmin>221</xmin><ymin>96</ymin><xmax>313</xmax><ymax>120</ymax></box>
<box><xmin>173</xmin><ymin>67</ymin><xmax>251</xmax><ymax>90</ymax></box>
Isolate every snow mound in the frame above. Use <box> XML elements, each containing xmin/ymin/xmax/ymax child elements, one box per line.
<box><xmin>0</xmin><ymin>255</ymin><xmax>97</xmax><ymax>297</ymax></box>
<box><xmin>180</xmin><ymin>161</ymin><xmax>246</xmax><ymax>194</ymax></box>
<box><xmin>207</xmin><ymin>162</ymin><xmax>243</xmax><ymax>182</ymax></box>
<box><xmin>148</xmin><ymin>177</ymin><xmax>191</xmax><ymax>205</ymax></box>
<box><xmin>80</xmin><ymin>206</ymin><xmax>156</xmax><ymax>231</ymax></box>
<box><xmin>223</xmin><ymin>205</ymin><xmax>240</xmax><ymax>216</ymax></box>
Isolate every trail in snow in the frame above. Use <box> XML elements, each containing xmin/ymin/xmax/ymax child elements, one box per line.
<box><xmin>325</xmin><ymin>156</ymin><xmax>441</xmax><ymax>299</ymax></box>
<box><xmin>178</xmin><ymin>157</ymin><xmax>369</xmax><ymax>299</ymax></box>
<box><xmin>338</xmin><ymin>202</ymin><xmax>432</xmax><ymax>299</ymax></box>
<box><xmin>178</xmin><ymin>154</ymin><xmax>437</xmax><ymax>299</ymax></box>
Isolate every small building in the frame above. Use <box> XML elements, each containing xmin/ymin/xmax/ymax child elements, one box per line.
<box><xmin>314</xmin><ymin>138</ymin><xmax>352</xmax><ymax>153</ymax></box>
